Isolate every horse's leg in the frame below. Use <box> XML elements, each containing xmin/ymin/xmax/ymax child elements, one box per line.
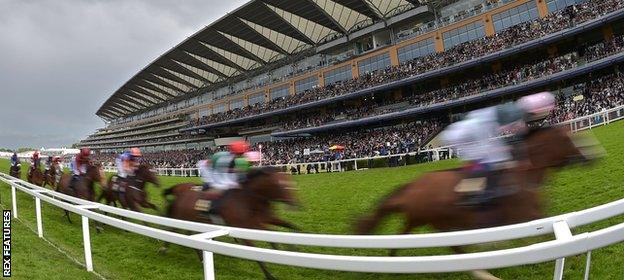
<box><xmin>264</xmin><ymin>216</ymin><xmax>300</xmax><ymax>232</ymax></box>
<box><xmin>389</xmin><ymin>220</ymin><xmax>415</xmax><ymax>256</ymax></box>
<box><xmin>64</xmin><ymin>210</ymin><xmax>72</xmax><ymax>224</ymax></box>
<box><xmin>233</xmin><ymin>238</ymin><xmax>277</xmax><ymax>280</ymax></box>
<box><xmin>451</xmin><ymin>246</ymin><xmax>500</xmax><ymax>280</ymax></box>
<box><xmin>355</xmin><ymin>198</ymin><xmax>402</xmax><ymax>234</ymax></box>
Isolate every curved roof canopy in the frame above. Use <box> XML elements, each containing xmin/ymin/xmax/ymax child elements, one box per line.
<box><xmin>97</xmin><ymin>0</ymin><xmax>423</xmax><ymax>121</ymax></box>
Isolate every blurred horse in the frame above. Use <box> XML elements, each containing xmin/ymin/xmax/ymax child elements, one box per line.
<box><xmin>162</xmin><ymin>167</ymin><xmax>299</xmax><ymax>280</ymax></box>
<box><xmin>355</xmin><ymin>126</ymin><xmax>600</xmax><ymax>280</ymax></box>
<box><xmin>9</xmin><ymin>164</ymin><xmax>21</xmax><ymax>179</ymax></box>
<box><xmin>57</xmin><ymin>163</ymin><xmax>106</xmax><ymax>224</ymax></box>
<box><xmin>42</xmin><ymin>164</ymin><xmax>61</xmax><ymax>189</ymax></box>
<box><xmin>27</xmin><ymin>165</ymin><xmax>45</xmax><ymax>186</ymax></box>
<box><xmin>97</xmin><ymin>164</ymin><xmax>160</xmax><ymax>212</ymax></box>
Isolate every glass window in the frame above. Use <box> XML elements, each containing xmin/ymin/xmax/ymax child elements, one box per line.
<box><xmin>324</xmin><ymin>65</ymin><xmax>352</xmax><ymax>85</ymax></box>
<box><xmin>295</xmin><ymin>76</ymin><xmax>319</xmax><ymax>93</ymax></box>
<box><xmin>214</xmin><ymin>103</ymin><xmax>226</xmax><ymax>114</ymax></box>
<box><xmin>358</xmin><ymin>52</ymin><xmax>391</xmax><ymax>75</ymax></box>
<box><xmin>492</xmin><ymin>1</ymin><xmax>539</xmax><ymax>32</ymax></box>
<box><xmin>249</xmin><ymin>92</ymin><xmax>265</xmax><ymax>105</ymax></box>
<box><xmin>546</xmin><ymin>0</ymin><xmax>579</xmax><ymax>13</ymax></box>
<box><xmin>442</xmin><ymin>21</ymin><xmax>485</xmax><ymax>50</ymax></box>
<box><xmin>230</xmin><ymin>98</ymin><xmax>244</xmax><ymax>110</ymax></box>
<box><xmin>270</xmin><ymin>85</ymin><xmax>290</xmax><ymax>100</ymax></box>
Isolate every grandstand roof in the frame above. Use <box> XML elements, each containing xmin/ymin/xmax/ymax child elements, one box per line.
<box><xmin>97</xmin><ymin>0</ymin><xmax>426</xmax><ymax>121</ymax></box>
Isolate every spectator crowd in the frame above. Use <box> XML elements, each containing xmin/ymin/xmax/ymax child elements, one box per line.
<box><xmin>189</xmin><ymin>0</ymin><xmax>623</xmax><ymax>128</ymax></box>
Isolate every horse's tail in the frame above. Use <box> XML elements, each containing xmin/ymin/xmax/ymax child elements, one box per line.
<box><xmin>354</xmin><ymin>183</ymin><xmax>411</xmax><ymax>234</ymax></box>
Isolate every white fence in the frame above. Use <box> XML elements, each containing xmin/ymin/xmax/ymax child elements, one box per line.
<box><xmin>2</xmin><ymin>173</ymin><xmax>624</xmax><ymax>279</ymax></box>
<box><xmin>101</xmin><ymin>105</ymin><xmax>624</xmax><ymax>177</ymax></box>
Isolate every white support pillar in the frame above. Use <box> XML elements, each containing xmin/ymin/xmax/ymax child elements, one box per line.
<box><xmin>189</xmin><ymin>230</ymin><xmax>229</xmax><ymax>280</ymax></box>
<box><xmin>11</xmin><ymin>186</ymin><xmax>17</xmax><ymax>218</ymax></box>
<box><xmin>35</xmin><ymin>197</ymin><xmax>43</xmax><ymax>238</ymax></box>
<box><xmin>584</xmin><ymin>251</ymin><xmax>592</xmax><ymax>280</ymax></box>
<box><xmin>353</xmin><ymin>159</ymin><xmax>358</xmax><ymax>171</ymax></box>
<box><xmin>82</xmin><ymin>216</ymin><xmax>94</xmax><ymax>272</ymax></box>
<box><xmin>553</xmin><ymin>220</ymin><xmax>573</xmax><ymax>280</ymax></box>
<box><xmin>203</xmin><ymin>251</ymin><xmax>215</xmax><ymax>280</ymax></box>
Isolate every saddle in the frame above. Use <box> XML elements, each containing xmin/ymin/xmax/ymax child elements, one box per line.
<box><xmin>454</xmin><ymin>162</ymin><xmax>518</xmax><ymax>206</ymax></box>
<box><xmin>194</xmin><ymin>190</ymin><xmax>227</xmax><ymax>218</ymax></box>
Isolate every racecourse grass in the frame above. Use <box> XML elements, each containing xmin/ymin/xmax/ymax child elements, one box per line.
<box><xmin>1</xmin><ymin>121</ymin><xmax>623</xmax><ymax>279</ymax></box>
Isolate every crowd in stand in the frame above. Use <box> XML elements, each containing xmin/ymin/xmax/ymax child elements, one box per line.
<box><xmin>549</xmin><ymin>73</ymin><xmax>624</xmax><ymax>123</ymax></box>
<box><xmin>91</xmin><ymin>69</ymin><xmax>624</xmax><ymax>168</ymax></box>
<box><xmin>188</xmin><ymin>0</ymin><xmax>623</xmax><ymax>128</ymax></box>
<box><xmin>263</xmin><ymin>32</ymin><xmax>624</xmax><ymax>133</ymax></box>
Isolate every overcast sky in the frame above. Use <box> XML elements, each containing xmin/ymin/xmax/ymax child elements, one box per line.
<box><xmin>0</xmin><ymin>0</ymin><xmax>247</xmax><ymax>150</ymax></box>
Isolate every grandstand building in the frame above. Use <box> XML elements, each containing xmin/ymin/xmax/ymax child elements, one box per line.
<box><xmin>80</xmin><ymin>0</ymin><xmax>624</xmax><ymax>166</ymax></box>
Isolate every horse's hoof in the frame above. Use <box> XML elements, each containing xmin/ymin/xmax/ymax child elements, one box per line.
<box><xmin>157</xmin><ymin>247</ymin><xmax>168</xmax><ymax>254</ymax></box>
<box><xmin>95</xmin><ymin>226</ymin><xmax>104</xmax><ymax>233</ymax></box>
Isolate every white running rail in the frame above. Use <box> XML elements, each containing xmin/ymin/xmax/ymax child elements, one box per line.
<box><xmin>1</xmin><ymin>173</ymin><xmax>624</xmax><ymax>279</ymax></box>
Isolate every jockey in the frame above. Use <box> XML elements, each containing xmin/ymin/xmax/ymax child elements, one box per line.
<box><xmin>31</xmin><ymin>151</ymin><xmax>40</xmax><ymax>169</ymax></box>
<box><xmin>207</xmin><ymin>140</ymin><xmax>251</xmax><ymax>193</ymax></box>
<box><xmin>69</xmin><ymin>148</ymin><xmax>91</xmax><ymax>189</ymax></box>
<box><xmin>116</xmin><ymin>148</ymin><xmax>142</xmax><ymax>180</ymax></box>
<box><xmin>197</xmin><ymin>158</ymin><xmax>215</xmax><ymax>191</ymax></box>
<box><xmin>441</xmin><ymin>92</ymin><xmax>555</xmax><ymax>205</ymax></box>
<box><xmin>10</xmin><ymin>153</ymin><xmax>19</xmax><ymax>167</ymax></box>
<box><xmin>52</xmin><ymin>156</ymin><xmax>63</xmax><ymax>183</ymax></box>
<box><xmin>72</xmin><ymin>148</ymin><xmax>91</xmax><ymax>177</ymax></box>
<box><xmin>44</xmin><ymin>155</ymin><xmax>53</xmax><ymax>171</ymax></box>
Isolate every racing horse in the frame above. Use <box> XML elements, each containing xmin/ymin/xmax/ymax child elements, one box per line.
<box><xmin>9</xmin><ymin>164</ymin><xmax>21</xmax><ymax>179</ymax></box>
<box><xmin>161</xmin><ymin>167</ymin><xmax>300</xmax><ymax>280</ymax></box>
<box><xmin>97</xmin><ymin>163</ymin><xmax>160</xmax><ymax>212</ymax></box>
<box><xmin>42</xmin><ymin>163</ymin><xmax>62</xmax><ymax>189</ymax></box>
<box><xmin>355</xmin><ymin>126</ymin><xmax>601</xmax><ymax>280</ymax></box>
<box><xmin>56</xmin><ymin>162</ymin><xmax>107</xmax><ymax>224</ymax></box>
<box><xmin>27</xmin><ymin>164</ymin><xmax>45</xmax><ymax>186</ymax></box>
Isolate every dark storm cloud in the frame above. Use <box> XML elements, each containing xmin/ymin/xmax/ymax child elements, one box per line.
<box><xmin>0</xmin><ymin>0</ymin><xmax>247</xmax><ymax>149</ymax></box>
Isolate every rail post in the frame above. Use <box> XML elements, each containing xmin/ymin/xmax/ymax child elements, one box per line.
<box><xmin>583</xmin><ymin>251</ymin><xmax>592</xmax><ymax>280</ymax></box>
<box><xmin>189</xmin><ymin>230</ymin><xmax>229</xmax><ymax>280</ymax></box>
<box><xmin>35</xmin><ymin>197</ymin><xmax>43</xmax><ymax>237</ymax></box>
<box><xmin>553</xmin><ymin>220</ymin><xmax>572</xmax><ymax>280</ymax></box>
<box><xmin>203</xmin><ymin>251</ymin><xmax>215</xmax><ymax>280</ymax></box>
<box><xmin>82</xmin><ymin>216</ymin><xmax>94</xmax><ymax>271</ymax></box>
<box><xmin>11</xmin><ymin>185</ymin><xmax>17</xmax><ymax>218</ymax></box>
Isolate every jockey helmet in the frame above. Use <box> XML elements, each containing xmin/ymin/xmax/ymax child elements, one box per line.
<box><xmin>517</xmin><ymin>92</ymin><xmax>556</xmax><ymax>121</ymax></box>
<box><xmin>229</xmin><ymin>140</ymin><xmax>250</xmax><ymax>155</ymax></box>
<box><xmin>120</xmin><ymin>151</ymin><xmax>132</xmax><ymax>161</ymax></box>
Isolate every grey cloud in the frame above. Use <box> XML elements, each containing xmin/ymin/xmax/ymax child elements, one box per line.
<box><xmin>0</xmin><ymin>0</ymin><xmax>247</xmax><ymax>149</ymax></box>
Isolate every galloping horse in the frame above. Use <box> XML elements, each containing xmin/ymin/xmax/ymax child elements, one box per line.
<box><xmin>42</xmin><ymin>164</ymin><xmax>61</xmax><ymax>189</ymax></box>
<box><xmin>56</xmin><ymin>163</ymin><xmax>107</xmax><ymax>223</ymax></box>
<box><xmin>9</xmin><ymin>164</ymin><xmax>21</xmax><ymax>179</ymax></box>
<box><xmin>355</xmin><ymin>126</ymin><xmax>600</xmax><ymax>280</ymax></box>
<box><xmin>97</xmin><ymin>164</ymin><xmax>160</xmax><ymax>212</ymax></box>
<box><xmin>27</xmin><ymin>164</ymin><xmax>45</xmax><ymax>186</ymax></box>
<box><xmin>162</xmin><ymin>167</ymin><xmax>299</xmax><ymax>280</ymax></box>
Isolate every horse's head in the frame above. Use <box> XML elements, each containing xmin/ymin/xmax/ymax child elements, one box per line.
<box><xmin>135</xmin><ymin>163</ymin><xmax>160</xmax><ymax>188</ymax></box>
<box><xmin>86</xmin><ymin>162</ymin><xmax>107</xmax><ymax>187</ymax></box>
<box><xmin>523</xmin><ymin>126</ymin><xmax>603</xmax><ymax>169</ymax></box>
<box><xmin>245</xmin><ymin>167</ymin><xmax>300</xmax><ymax>208</ymax></box>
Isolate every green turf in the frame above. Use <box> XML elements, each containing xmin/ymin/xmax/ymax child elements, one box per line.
<box><xmin>1</xmin><ymin>121</ymin><xmax>623</xmax><ymax>279</ymax></box>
